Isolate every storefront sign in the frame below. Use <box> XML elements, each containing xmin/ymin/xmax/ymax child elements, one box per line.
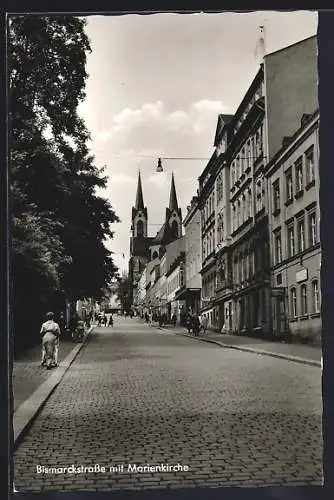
<box><xmin>296</xmin><ymin>268</ymin><xmax>308</xmax><ymax>283</ymax></box>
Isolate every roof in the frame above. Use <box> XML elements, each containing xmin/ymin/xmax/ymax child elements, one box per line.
<box><xmin>135</xmin><ymin>170</ymin><xmax>144</xmax><ymax>210</ymax></box>
<box><xmin>265</xmin><ymin>34</ymin><xmax>317</xmax><ymax>58</ymax></box>
<box><xmin>169</xmin><ymin>172</ymin><xmax>179</xmax><ymax>211</ymax></box>
<box><xmin>150</xmin><ymin>222</ymin><xmax>174</xmax><ymax>246</ymax></box>
<box><xmin>213</xmin><ymin>114</ymin><xmax>234</xmax><ymax>147</ymax></box>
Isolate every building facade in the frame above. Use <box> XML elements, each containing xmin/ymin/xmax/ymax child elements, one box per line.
<box><xmin>265</xmin><ymin>110</ymin><xmax>320</xmax><ymax>344</ymax></box>
<box><xmin>174</xmin><ymin>196</ymin><xmax>202</xmax><ymax>315</ymax></box>
<box><xmin>198</xmin><ymin>152</ymin><xmax>219</xmax><ymax>330</ymax></box>
<box><xmin>226</xmin><ymin>67</ymin><xmax>271</xmax><ymax>338</ymax></box>
<box><xmin>214</xmin><ymin>115</ymin><xmax>234</xmax><ymax>332</ymax></box>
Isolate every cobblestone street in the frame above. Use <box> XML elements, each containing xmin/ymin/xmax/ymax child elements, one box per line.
<box><xmin>13</xmin><ymin>317</ymin><xmax>322</xmax><ymax>492</ymax></box>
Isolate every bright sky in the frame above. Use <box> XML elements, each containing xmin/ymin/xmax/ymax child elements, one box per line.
<box><xmin>77</xmin><ymin>10</ymin><xmax>318</xmax><ymax>274</ymax></box>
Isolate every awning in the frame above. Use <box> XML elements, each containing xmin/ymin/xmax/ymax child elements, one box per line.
<box><xmin>174</xmin><ymin>287</ymin><xmax>201</xmax><ymax>301</ymax></box>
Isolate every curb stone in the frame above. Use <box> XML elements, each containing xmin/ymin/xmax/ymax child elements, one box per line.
<box><xmin>171</xmin><ymin>331</ymin><xmax>321</xmax><ymax>368</ymax></box>
<box><xmin>13</xmin><ymin>326</ymin><xmax>95</xmax><ymax>447</ymax></box>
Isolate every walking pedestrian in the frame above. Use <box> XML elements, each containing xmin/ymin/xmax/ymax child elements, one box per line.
<box><xmin>40</xmin><ymin>312</ymin><xmax>61</xmax><ymax>368</ymax></box>
<box><xmin>192</xmin><ymin>314</ymin><xmax>201</xmax><ymax>336</ymax></box>
<box><xmin>201</xmin><ymin>315</ymin><xmax>208</xmax><ymax>334</ymax></box>
<box><xmin>186</xmin><ymin>314</ymin><xmax>192</xmax><ymax>333</ymax></box>
<box><xmin>58</xmin><ymin>311</ymin><xmax>67</xmax><ymax>339</ymax></box>
<box><xmin>108</xmin><ymin>314</ymin><xmax>113</xmax><ymax>327</ymax></box>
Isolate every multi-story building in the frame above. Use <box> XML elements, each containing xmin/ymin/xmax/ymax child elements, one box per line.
<box><xmin>226</xmin><ymin>67</ymin><xmax>271</xmax><ymax>337</ymax></box>
<box><xmin>265</xmin><ymin>110</ymin><xmax>320</xmax><ymax>344</ymax></box>
<box><xmin>174</xmin><ymin>196</ymin><xmax>202</xmax><ymax>315</ymax></box>
<box><xmin>213</xmin><ymin>114</ymin><xmax>234</xmax><ymax>332</ymax></box>
<box><xmin>208</xmin><ymin>35</ymin><xmax>318</xmax><ymax>339</ymax></box>
<box><xmin>198</xmin><ymin>152</ymin><xmax>218</xmax><ymax>329</ymax></box>
<box><xmin>166</xmin><ymin>244</ymin><xmax>186</xmax><ymax>322</ymax></box>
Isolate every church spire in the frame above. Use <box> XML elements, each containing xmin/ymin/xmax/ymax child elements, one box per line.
<box><xmin>135</xmin><ymin>170</ymin><xmax>144</xmax><ymax>210</ymax></box>
<box><xmin>169</xmin><ymin>172</ymin><xmax>179</xmax><ymax>211</ymax></box>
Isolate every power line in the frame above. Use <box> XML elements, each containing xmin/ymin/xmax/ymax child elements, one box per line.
<box><xmin>86</xmin><ymin>149</ymin><xmax>211</xmax><ymax>161</ymax></box>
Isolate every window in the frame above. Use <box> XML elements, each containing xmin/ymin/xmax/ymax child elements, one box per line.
<box><xmin>297</xmin><ymin>218</ymin><xmax>305</xmax><ymax>253</ymax></box>
<box><xmin>179</xmin><ymin>266</ymin><xmax>184</xmax><ymax>288</ymax></box>
<box><xmin>248</xmin><ymin>188</ymin><xmax>252</xmax><ymax>218</ymax></box>
<box><xmin>285</xmin><ymin>168</ymin><xmax>293</xmax><ymax>203</ymax></box>
<box><xmin>295</xmin><ymin>157</ymin><xmax>303</xmax><ymax>194</ymax></box>
<box><xmin>305</xmin><ymin>146</ymin><xmax>315</xmax><ymax>185</ymax></box>
<box><xmin>237</xmin><ymin>156</ymin><xmax>241</xmax><ymax>179</ymax></box>
<box><xmin>237</xmin><ymin>200</ymin><xmax>241</xmax><ymax>227</ymax></box>
<box><xmin>287</xmin><ymin>223</ymin><xmax>295</xmax><ymax>258</ymax></box>
<box><xmin>308</xmin><ymin>211</ymin><xmax>317</xmax><ymax>246</ymax></box>
<box><xmin>290</xmin><ymin>287</ymin><xmax>297</xmax><ymax>318</ymax></box>
<box><xmin>311</xmin><ymin>280</ymin><xmax>320</xmax><ymax>314</ymax></box>
<box><xmin>217</xmin><ymin>173</ymin><xmax>224</xmax><ymax>202</ymax></box>
<box><xmin>247</xmin><ymin>140</ymin><xmax>252</xmax><ymax>169</ymax></box>
<box><xmin>137</xmin><ymin>220</ymin><xmax>144</xmax><ymax>237</ymax></box>
<box><xmin>272</xmin><ymin>179</ymin><xmax>281</xmax><ymax>213</ymax></box>
<box><xmin>256</xmin><ymin>179</ymin><xmax>262</xmax><ymax>212</ymax></box>
<box><xmin>255</xmin><ymin>131</ymin><xmax>260</xmax><ymax>157</ymax></box>
<box><xmin>300</xmin><ymin>284</ymin><xmax>308</xmax><ymax>316</ymax></box>
<box><xmin>232</xmin><ymin>204</ymin><xmax>236</xmax><ymax>232</ymax></box>
<box><xmin>220</xmin><ymin>215</ymin><xmax>225</xmax><ymax>242</ymax></box>
<box><xmin>274</xmin><ymin>229</ymin><xmax>282</xmax><ymax>264</ymax></box>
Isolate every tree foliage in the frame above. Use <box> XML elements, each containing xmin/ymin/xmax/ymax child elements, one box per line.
<box><xmin>9</xmin><ymin>16</ymin><xmax>120</xmax><ymax>349</ymax></box>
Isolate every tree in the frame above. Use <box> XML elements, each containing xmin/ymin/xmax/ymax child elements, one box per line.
<box><xmin>8</xmin><ymin>16</ymin><xmax>120</xmax><ymax>350</ymax></box>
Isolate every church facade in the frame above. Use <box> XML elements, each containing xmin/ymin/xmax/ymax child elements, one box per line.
<box><xmin>128</xmin><ymin>171</ymin><xmax>182</xmax><ymax>308</ymax></box>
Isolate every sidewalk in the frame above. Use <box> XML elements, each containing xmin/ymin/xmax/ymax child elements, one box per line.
<box><xmin>156</xmin><ymin>323</ymin><xmax>322</xmax><ymax>367</ymax></box>
<box><xmin>12</xmin><ymin>327</ymin><xmax>94</xmax><ymax>446</ymax></box>
<box><xmin>12</xmin><ymin>340</ymin><xmax>77</xmax><ymax>413</ymax></box>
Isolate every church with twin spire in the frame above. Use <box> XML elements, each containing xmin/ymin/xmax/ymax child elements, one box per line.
<box><xmin>128</xmin><ymin>170</ymin><xmax>182</xmax><ymax>304</ymax></box>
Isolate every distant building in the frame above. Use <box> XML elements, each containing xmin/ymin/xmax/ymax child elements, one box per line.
<box><xmin>174</xmin><ymin>196</ymin><xmax>202</xmax><ymax>315</ymax></box>
<box><xmin>165</xmin><ymin>237</ymin><xmax>186</xmax><ymax>322</ymax></box>
<box><xmin>128</xmin><ymin>171</ymin><xmax>154</xmax><ymax>306</ymax></box>
<box><xmin>264</xmin><ymin>110</ymin><xmax>320</xmax><ymax>344</ymax></box>
<box><xmin>129</xmin><ymin>171</ymin><xmax>182</xmax><ymax>308</ymax></box>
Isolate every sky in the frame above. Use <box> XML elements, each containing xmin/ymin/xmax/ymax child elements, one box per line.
<box><xmin>77</xmin><ymin>10</ymin><xmax>318</xmax><ymax>275</ymax></box>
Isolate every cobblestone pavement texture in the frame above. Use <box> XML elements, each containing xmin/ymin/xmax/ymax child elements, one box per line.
<box><xmin>13</xmin><ymin>317</ymin><xmax>323</xmax><ymax>492</ymax></box>
<box><xmin>156</xmin><ymin>323</ymin><xmax>322</xmax><ymax>362</ymax></box>
<box><xmin>12</xmin><ymin>340</ymin><xmax>78</xmax><ymax>413</ymax></box>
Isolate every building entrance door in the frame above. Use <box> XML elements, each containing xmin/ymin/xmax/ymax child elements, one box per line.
<box><xmin>273</xmin><ymin>294</ymin><xmax>287</xmax><ymax>338</ymax></box>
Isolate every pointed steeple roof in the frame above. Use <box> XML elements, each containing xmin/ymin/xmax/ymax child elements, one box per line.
<box><xmin>135</xmin><ymin>170</ymin><xmax>144</xmax><ymax>210</ymax></box>
<box><xmin>169</xmin><ymin>172</ymin><xmax>179</xmax><ymax>211</ymax></box>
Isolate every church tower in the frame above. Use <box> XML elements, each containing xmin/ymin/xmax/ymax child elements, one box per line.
<box><xmin>149</xmin><ymin>172</ymin><xmax>183</xmax><ymax>261</ymax></box>
<box><xmin>129</xmin><ymin>170</ymin><xmax>152</xmax><ymax>307</ymax></box>
<box><xmin>165</xmin><ymin>172</ymin><xmax>182</xmax><ymax>239</ymax></box>
<box><xmin>131</xmin><ymin>170</ymin><xmax>147</xmax><ymax>238</ymax></box>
